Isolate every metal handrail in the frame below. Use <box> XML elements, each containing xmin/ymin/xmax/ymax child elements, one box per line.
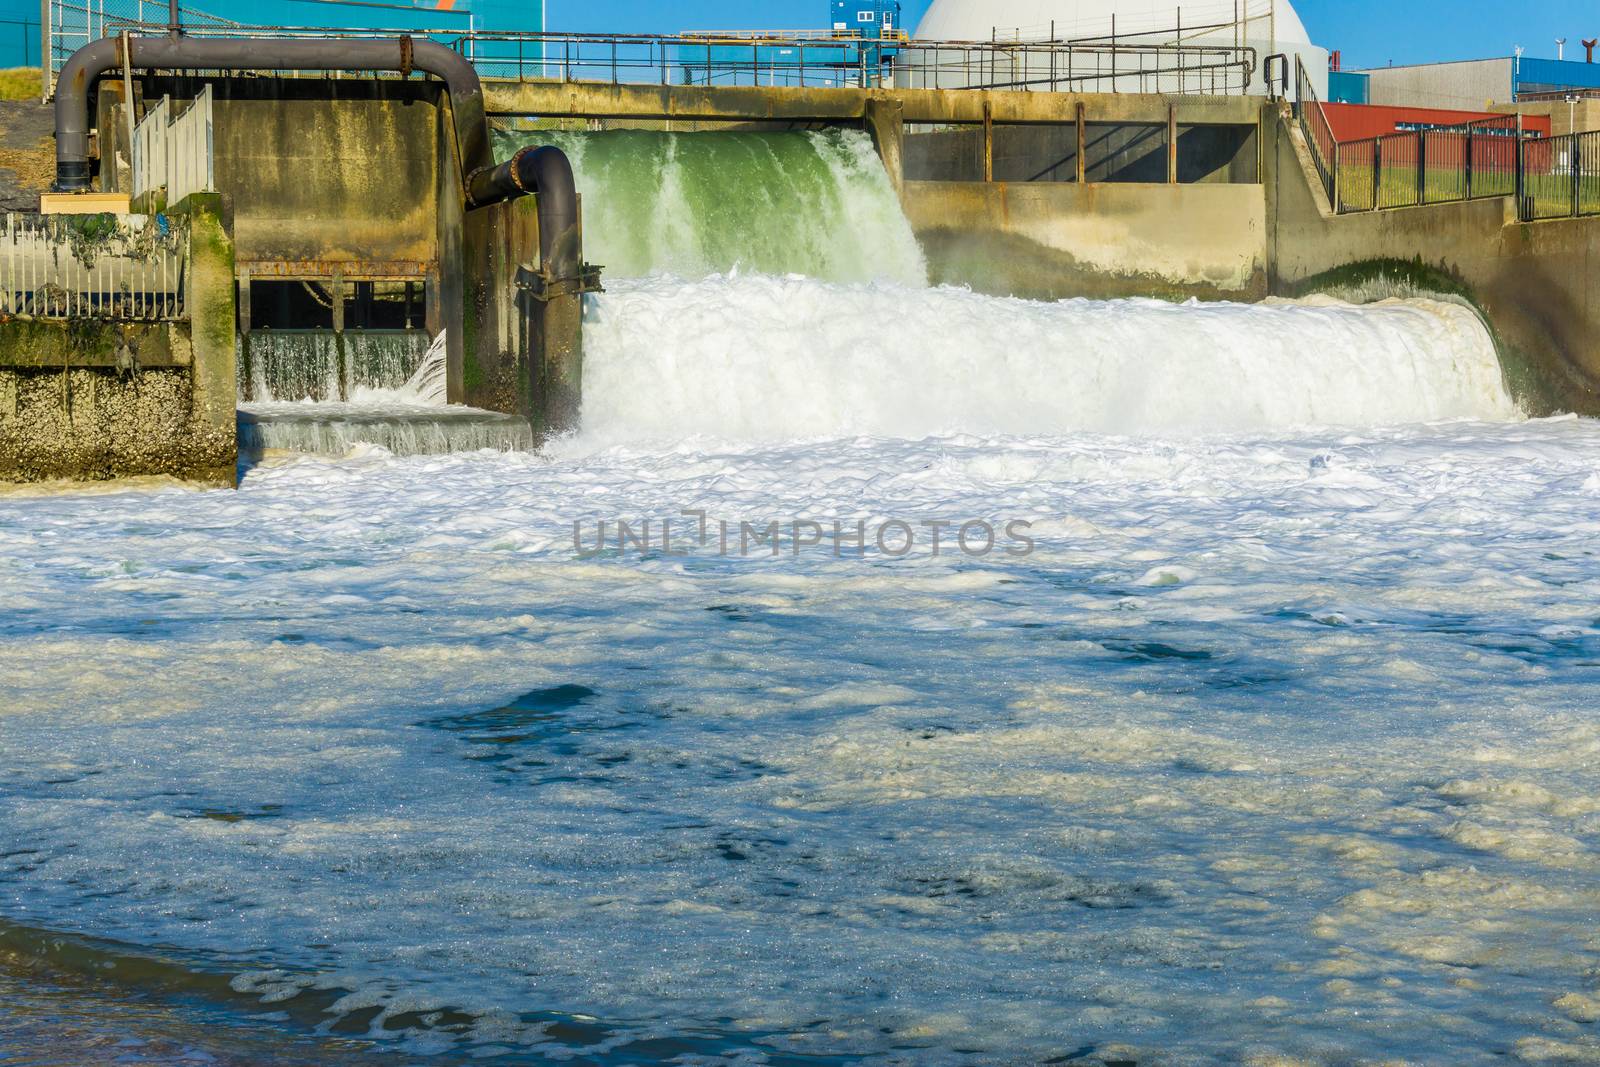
<box><xmin>446</xmin><ymin>30</ymin><xmax>1258</xmax><ymax>95</ymax></box>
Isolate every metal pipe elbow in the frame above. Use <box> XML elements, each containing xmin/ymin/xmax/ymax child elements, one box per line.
<box><xmin>54</xmin><ymin>37</ymin><xmax>121</xmax><ymax>191</ymax></box>
<box><xmin>467</xmin><ymin>145</ymin><xmax>581</xmax><ymax>281</ymax></box>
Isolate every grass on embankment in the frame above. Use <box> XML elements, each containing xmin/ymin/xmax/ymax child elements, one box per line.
<box><xmin>1331</xmin><ymin>161</ymin><xmax>1600</xmax><ymax>219</ymax></box>
<box><xmin>0</xmin><ymin>69</ymin><xmax>40</xmax><ymax>101</ymax></box>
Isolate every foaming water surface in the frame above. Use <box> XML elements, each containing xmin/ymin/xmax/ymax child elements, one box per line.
<box><xmin>5</xmin><ymin>413</ymin><xmax>1600</xmax><ymax>1064</ymax></box>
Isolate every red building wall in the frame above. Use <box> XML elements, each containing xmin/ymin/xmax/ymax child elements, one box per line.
<box><xmin>1324</xmin><ymin>103</ymin><xmax>1552</xmax><ymax>141</ymax></box>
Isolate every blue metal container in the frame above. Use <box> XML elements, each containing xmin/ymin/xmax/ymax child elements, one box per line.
<box><xmin>1328</xmin><ymin>71</ymin><xmax>1370</xmax><ymax>105</ymax></box>
<box><xmin>831</xmin><ymin>0</ymin><xmax>902</xmax><ymax>40</ymax></box>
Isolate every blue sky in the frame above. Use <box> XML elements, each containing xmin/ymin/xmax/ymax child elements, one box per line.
<box><xmin>0</xmin><ymin>0</ymin><xmax>1586</xmax><ymax>71</ymax></box>
<box><xmin>547</xmin><ymin>1</ymin><xmax>1600</xmax><ymax>70</ymax></box>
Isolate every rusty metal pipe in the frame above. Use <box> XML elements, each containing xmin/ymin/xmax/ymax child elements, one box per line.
<box><xmin>53</xmin><ymin>35</ymin><xmax>490</xmax><ymax>192</ymax></box>
<box><xmin>465</xmin><ymin>145</ymin><xmax>580</xmax><ymax>281</ymax></box>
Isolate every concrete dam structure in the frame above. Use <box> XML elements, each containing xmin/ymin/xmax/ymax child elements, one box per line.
<box><xmin>4</xmin><ymin>32</ymin><xmax>1600</xmax><ymax>484</ymax></box>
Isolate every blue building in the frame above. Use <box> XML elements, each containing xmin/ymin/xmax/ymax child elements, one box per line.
<box><xmin>1328</xmin><ymin>71</ymin><xmax>1369</xmax><ymax>105</ymax></box>
<box><xmin>831</xmin><ymin>0</ymin><xmax>902</xmax><ymax>39</ymax></box>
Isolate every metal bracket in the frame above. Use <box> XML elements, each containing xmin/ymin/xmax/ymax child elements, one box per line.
<box><xmin>516</xmin><ymin>263</ymin><xmax>605</xmax><ymax>303</ymax></box>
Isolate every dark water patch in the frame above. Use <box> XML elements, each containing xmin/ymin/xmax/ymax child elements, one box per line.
<box><xmin>1101</xmin><ymin>640</ymin><xmax>1215</xmax><ymax>663</ymax></box>
<box><xmin>175</xmin><ymin>804</ymin><xmax>286</xmax><ymax>824</ymax></box>
<box><xmin>421</xmin><ymin>686</ymin><xmax>691</xmax><ymax>786</ymax></box>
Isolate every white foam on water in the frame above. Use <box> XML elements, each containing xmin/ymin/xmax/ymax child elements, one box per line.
<box><xmin>4</xmin><ymin>410</ymin><xmax>1600</xmax><ymax>1063</ymax></box>
<box><xmin>578</xmin><ymin>275</ymin><xmax>1518</xmax><ymax>445</ymax></box>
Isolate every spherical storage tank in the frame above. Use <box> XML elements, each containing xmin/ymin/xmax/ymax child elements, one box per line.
<box><xmin>911</xmin><ymin>0</ymin><xmax>1327</xmax><ymax>99</ymax></box>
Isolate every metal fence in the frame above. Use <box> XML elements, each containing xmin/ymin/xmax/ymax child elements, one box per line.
<box><xmin>44</xmin><ymin>0</ymin><xmax>1259</xmax><ymax>97</ymax></box>
<box><xmin>1519</xmin><ymin>131</ymin><xmax>1600</xmax><ymax>221</ymax></box>
<box><xmin>1295</xmin><ymin>56</ymin><xmax>1550</xmax><ymax>220</ymax></box>
<box><xmin>1328</xmin><ymin>120</ymin><xmax>1521</xmax><ymax>212</ymax></box>
<box><xmin>132</xmin><ymin>84</ymin><xmax>215</xmax><ymax>204</ymax></box>
<box><xmin>45</xmin><ymin>0</ymin><xmax>470</xmax><ymax>93</ymax></box>
<box><xmin>0</xmin><ymin>213</ymin><xmax>189</xmax><ymax>321</ymax></box>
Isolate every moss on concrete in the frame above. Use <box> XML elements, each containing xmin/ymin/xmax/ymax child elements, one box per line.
<box><xmin>0</xmin><ymin>319</ymin><xmax>189</xmax><ymax>368</ymax></box>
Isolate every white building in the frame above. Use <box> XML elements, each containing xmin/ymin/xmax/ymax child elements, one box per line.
<box><xmin>905</xmin><ymin>0</ymin><xmax>1328</xmax><ymax>99</ymax></box>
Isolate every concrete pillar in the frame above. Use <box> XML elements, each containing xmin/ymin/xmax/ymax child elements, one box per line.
<box><xmin>330</xmin><ymin>269</ymin><xmax>347</xmax><ymax>401</ymax></box>
<box><xmin>1076</xmin><ymin>101</ymin><xmax>1087</xmax><ymax>184</ymax></box>
<box><xmin>863</xmin><ymin>97</ymin><xmax>905</xmax><ymax>199</ymax></box>
<box><xmin>1168</xmin><ymin>104</ymin><xmax>1178</xmax><ymax>184</ymax></box>
<box><xmin>436</xmin><ymin>96</ymin><xmax>466</xmax><ymax>405</ymax></box>
<box><xmin>982</xmin><ymin>99</ymin><xmax>994</xmax><ymax>183</ymax></box>
<box><xmin>181</xmin><ymin>193</ymin><xmax>238</xmax><ymax>485</ymax></box>
<box><xmin>236</xmin><ymin>267</ymin><xmax>251</xmax><ymax>402</ymax></box>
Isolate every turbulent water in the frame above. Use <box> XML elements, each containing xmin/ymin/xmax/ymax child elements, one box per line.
<box><xmin>493</xmin><ymin>128</ymin><xmax>926</xmax><ymax>283</ymax></box>
<box><xmin>8</xmin><ymin>130</ymin><xmax>1600</xmax><ymax>1066</ymax></box>
<box><xmin>584</xmin><ymin>277</ymin><xmax>1516</xmax><ymax>441</ymax></box>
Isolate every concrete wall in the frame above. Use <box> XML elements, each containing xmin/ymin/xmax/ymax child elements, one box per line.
<box><xmin>193</xmin><ymin>78</ymin><xmax>442</xmax><ymax>272</ymax></box>
<box><xmin>1491</xmin><ymin>98</ymin><xmax>1600</xmax><ymax>138</ymax></box>
<box><xmin>905</xmin><ymin>180</ymin><xmax>1268</xmax><ymax>302</ymax></box>
<box><xmin>144</xmin><ymin>76</ymin><xmax>465</xmax><ymax>406</ymax></box>
<box><xmin>1267</xmin><ymin>106</ymin><xmax>1600</xmax><ymax>413</ymax></box>
<box><xmin>484</xmin><ymin>79</ymin><xmax>1262</xmax><ymax>128</ymax></box>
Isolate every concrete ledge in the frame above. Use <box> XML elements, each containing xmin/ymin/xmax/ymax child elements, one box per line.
<box><xmin>0</xmin><ymin>320</ymin><xmax>193</xmax><ymax>369</ymax></box>
<box><xmin>484</xmin><ymin>80</ymin><xmax>1266</xmax><ymax>127</ymax></box>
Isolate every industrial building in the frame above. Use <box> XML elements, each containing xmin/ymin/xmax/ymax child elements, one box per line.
<box><xmin>1348</xmin><ymin>54</ymin><xmax>1600</xmax><ymax>125</ymax></box>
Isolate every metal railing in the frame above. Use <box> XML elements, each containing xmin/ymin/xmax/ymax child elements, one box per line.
<box><xmin>1329</xmin><ymin>119</ymin><xmax>1521</xmax><ymax>212</ymax></box>
<box><xmin>1295</xmin><ymin>55</ymin><xmax>1337</xmax><ymax>200</ymax></box>
<box><xmin>0</xmin><ymin>213</ymin><xmax>188</xmax><ymax>321</ymax></box>
<box><xmin>46</xmin><ymin>0</ymin><xmax>1259</xmax><ymax>96</ymax></box>
<box><xmin>446</xmin><ymin>31</ymin><xmax>1258</xmax><ymax>94</ymax></box>
<box><xmin>132</xmin><ymin>84</ymin><xmax>215</xmax><ymax>204</ymax></box>
<box><xmin>46</xmin><ymin>0</ymin><xmax>472</xmax><ymax>92</ymax></box>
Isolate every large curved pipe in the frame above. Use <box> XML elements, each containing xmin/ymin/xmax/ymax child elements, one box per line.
<box><xmin>54</xmin><ymin>35</ymin><xmax>489</xmax><ymax>191</ymax></box>
<box><xmin>466</xmin><ymin>145</ymin><xmax>580</xmax><ymax>282</ymax></box>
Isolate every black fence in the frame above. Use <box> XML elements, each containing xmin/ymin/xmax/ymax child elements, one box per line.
<box><xmin>1292</xmin><ymin>57</ymin><xmax>1592</xmax><ymax>223</ymax></box>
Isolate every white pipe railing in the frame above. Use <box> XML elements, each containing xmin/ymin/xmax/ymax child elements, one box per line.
<box><xmin>0</xmin><ymin>213</ymin><xmax>188</xmax><ymax>321</ymax></box>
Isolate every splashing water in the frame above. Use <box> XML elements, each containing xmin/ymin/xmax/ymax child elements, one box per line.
<box><xmin>579</xmin><ymin>275</ymin><xmax>1517</xmax><ymax>444</ymax></box>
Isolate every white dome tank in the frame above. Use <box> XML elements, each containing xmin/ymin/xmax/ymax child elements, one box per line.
<box><xmin>911</xmin><ymin>0</ymin><xmax>1327</xmax><ymax>99</ymax></box>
